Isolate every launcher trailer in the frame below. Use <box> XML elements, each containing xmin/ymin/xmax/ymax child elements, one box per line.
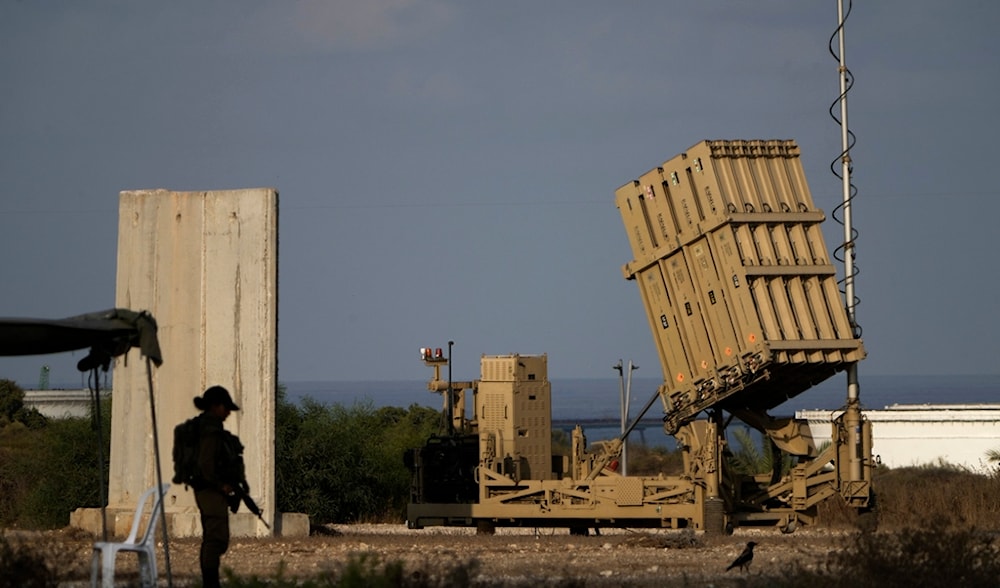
<box><xmin>405</xmin><ymin>140</ymin><xmax>872</xmax><ymax>534</ymax></box>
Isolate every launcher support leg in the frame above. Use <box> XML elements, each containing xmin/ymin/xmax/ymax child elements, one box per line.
<box><xmin>844</xmin><ymin>398</ymin><xmax>863</xmax><ymax>481</ymax></box>
<box><xmin>844</xmin><ymin>365</ymin><xmax>863</xmax><ymax>481</ymax></box>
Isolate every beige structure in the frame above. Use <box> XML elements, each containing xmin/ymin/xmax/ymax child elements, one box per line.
<box><xmin>478</xmin><ymin>355</ymin><xmax>553</xmax><ymax>481</ymax></box>
<box><xmin>615</xmin><ymin>140</ymin><xmax>865</xmax><ymax>433</ymax></box>
<box><xmin>71</xmin><ymin>188</ymin><xmax>306</xmax><ymax>537</ymax></box>
<box><xmin>407</xmin><ymin>141</ymin><xmax>872</xmax><ymax>534</ymax></box>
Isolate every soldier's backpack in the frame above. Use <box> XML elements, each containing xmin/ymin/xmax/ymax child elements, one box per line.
<box><xmin>172</xmin><ymin>415</ymin><xmax>202</xmax><ymax>486</ymax></box>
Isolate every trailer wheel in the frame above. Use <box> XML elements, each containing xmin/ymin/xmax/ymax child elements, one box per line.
<box><xmin>779</xmin><ymin>517</ymin><xmax>798</xmax><ymax>534</ymax></box>
<box><xmin>569</xmin><ymin>526</ymin><xmax>589</xmax><ymax>536</ymax></box>
<box><xmin>476</xmin><ymin>520</ymin><xmax>496</xmax><ymax>535</ymax></box>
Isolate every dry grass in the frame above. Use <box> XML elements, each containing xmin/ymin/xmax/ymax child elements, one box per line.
<box><xmin>0</xmin><ymin>528</ymin><xmax>91</xmax><ymax>588</ymax></box>
<box><xmin>624</xmin><ymin>444</ymin><xmax>685</xmax><ymax>476</ymax></box>
<box><xmin>634</xmin><ymin>448</ymin><xmax>1000</xmax><ymax>533</ymax></box>
<box><xmin>815</xmin><ymin>463</ymin><xmax>1000</xmax><ymax>531</ymax></box>
<box><xmin>756</xmin><ymin>523</ymin><xmax>1000</xmax><ymax>588</ymax></box>
<box><xmin>5</xmin><ymin>463</ymin><xmax>1000</xmax><ymax>586</ymax></box>
<box><xmin>873</xmin><ymin>464</ymin><xmax>1000</xmax><ymax>530</ymax></box>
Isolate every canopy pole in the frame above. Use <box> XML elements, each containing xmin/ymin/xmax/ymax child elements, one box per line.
<box><xmin>146</xmin><ymin>357</ymin><xmax>173</xmax><ymax>587</ymax></box>
<box><xmin>89</xmin><ymin>368</ymin><xmax>108</xmax><ymax>542</ymax></box>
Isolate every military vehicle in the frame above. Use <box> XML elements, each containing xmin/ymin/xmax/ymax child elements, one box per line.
<box><xmin>405</xmin><ymin>140</ymin><xmax>871</xmax><ymax>534</ymax></box>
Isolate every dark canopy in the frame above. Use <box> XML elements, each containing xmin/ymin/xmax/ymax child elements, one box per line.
<box><xmin>0</xmin><ymin>308</ymin><xmax>162</xmax><ymax>370</ymax></box>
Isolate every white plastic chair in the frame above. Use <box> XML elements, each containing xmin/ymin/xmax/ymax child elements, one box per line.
<box><xmin>90</xmin><ymin>483</ymin><xmax>169</xmax><ymax>588</ymax></box>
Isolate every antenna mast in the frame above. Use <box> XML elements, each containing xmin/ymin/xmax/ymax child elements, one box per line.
<box><xmin>834</xmin><ymin>0</ymin><xmax>863</xmax><ymax>481</ymax></box>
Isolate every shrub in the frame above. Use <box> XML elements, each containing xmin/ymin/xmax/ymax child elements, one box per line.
<box><xmin>726</xmin><ymin>426</ymin><xmax>792</xmax><ymax>478</ymax></box>
<box><xmin>0</xmin><ymin>402</ymin><xmax>109</xmax><ymax>528</ymax></box>
<box><xmin>757</xmin><ymin>524</ymin><xmax>1000</xmax><ymax>588</ymax></box>
<box><xmin>0</xmin><ymin>533</ymin><xmax>61</xmax><ymax>588</ymax></box>
<box><xmin>21</xmin><ymin>416</ymin><xmax>110</xmax><ymax>527</ymax></box>
<box><xmin>222</xmin><ymin>553</ymin><xmax>480</xmax><ymax>588</ymax></box>
<box><xmin>0</xmin><ymin>379</ymin><xmax>26</xmax><ymax>422</ymax></box>
<box><xmin>274</xmin><ymin>388</ymin><xmax>441</xmax><ymax>524</ymax></box>
<box><xmin>627</xmin><ymin>444</ymin><xmax>684</xmax><ymax>476</ymax></box>
<box><xmin>0</xmin><ymin>379</ymin><xmax>47</xmax><ymax>430</ymax></box>
<box><xmin>872</xmin><ymin>464</ymin><xmax>1000</xmax><ymax>530</ymax></box>
<box><xmin>1</xmin><ymin>383</ymin><xmax>441</xmax><ymax>529</ymax></box>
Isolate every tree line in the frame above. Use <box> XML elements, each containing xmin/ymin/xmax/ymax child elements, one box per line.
<box><xmin>0</xmin><ymin>378</ymin><xmax>856</xmax><ymax>529</ymax></box>
<box><xmin>0</xmin><ymin>380</ymin><xmax>441</xmax><ymax>528</ymax></box>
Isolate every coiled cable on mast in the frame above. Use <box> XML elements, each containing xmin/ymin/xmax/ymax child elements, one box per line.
<box><xmin>828</xmin><ymin>0</ymin><xmax>862</xmax><ymax>338</ymax></box>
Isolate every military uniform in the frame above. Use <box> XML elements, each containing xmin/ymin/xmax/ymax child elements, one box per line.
<box><xmin>191</xmin><ymin>386</ymin><xmax>244</xmax><ymax>588</ymax></box>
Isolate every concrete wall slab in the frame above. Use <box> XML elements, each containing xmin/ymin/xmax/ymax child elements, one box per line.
<box><xmin>109</xmin><ymin>189</ymin><xmax>278</xmax><ymax>537</ymax></box>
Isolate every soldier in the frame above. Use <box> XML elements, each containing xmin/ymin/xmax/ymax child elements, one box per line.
<box><xmin>192</xmin><ymin>385</ymin><xmax>245</xmax><ymax>588</ymax></box>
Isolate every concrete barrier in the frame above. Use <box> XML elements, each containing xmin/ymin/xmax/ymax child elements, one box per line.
<box><xmin>71</xmin><ymin>188</ymin><xmax>307</xmax><ymax>538</ymax></box>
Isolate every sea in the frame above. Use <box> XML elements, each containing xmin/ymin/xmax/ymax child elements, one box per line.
<box><xmin>284</xmin><ymin>374</ymin><xmax>1000</xmax><ymax>448</ymax></box>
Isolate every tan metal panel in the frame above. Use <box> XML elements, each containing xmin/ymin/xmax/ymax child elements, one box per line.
<box><xmin>677</xmin><ymin>144</ymin><xmax>729</xmax><ymax>233</ymax></box>
<box><xmin>685</xmin><ymin>237</ymin><xmax>742</xmax><ymax>371</ymax></box>
<box><xmin>705</xmin><ymin>143</ymin><xmax>755</xmax><ymax>219</ymax></box>
<box><xmin>822</xmin><ymin>277</ymin><xmax>856</xmax><ymax>343</ymax></box>
<box><xmin>764</xmin><ymin>223</ymin><xmax>817</xmax><ymax>362</ymax></box>
<box><xmin>635</xmin><ymin>167</ymin><xmax>672</xmax><ymax>251</ymax></box>
<box><xmin>760</xmin><ymin>142</ymin><xmax>808</xmax><ymax>212</ymax></box>
<box><xmin>614</xmin><ymin>180</ymin><xmax>655</xmax><ymax>260</ymax></box>
<box><xmin>747</xmin><ymin>276</ymin><xmax>781</xmax><ymax>343</ymax></box>
<box><xmin>478</xmin><ymin>356</ymin><xmax>553</xmax><ymax>481</ymax></box>
<box><xmin>660</xmin><ymin>165</ymin><xmax>701</xmax><ymax>243</ymax></box>
<box><xmin>660</xmin><ymin>252</ymin><xmax>716</xmax><ymax>385</ymax></box>
<box><xmin>617</xmin><ymin>140</ymin><xmax>865</xmax><ymax>422</ymax></box>
<box><xmin>721</xmin><ymin>142</ymin><xmax>768</xmax><ymax>215</ymax></box>
<box><xmin>615</xmin><ymin>166</ymin><xmax>683</xmax><ymax>263</ymax></box>
<box><xmin>480</xmin><ymin>354</ymin><xmax>547</xmax><ymax>382</ymax></box>
<box><xmin>630</xmin><ymin>262</ymin><xmax>694</xmax><ymax>384</ymax></box>
<box><xmin>706</xmin><ymin>228</ymin><xmax>765</xmax><ymax>359</ymax></box>
<box><xmin>652</xmin><ymin>144</ymin><xmax>714</xmax><ymax>236</ymax></box>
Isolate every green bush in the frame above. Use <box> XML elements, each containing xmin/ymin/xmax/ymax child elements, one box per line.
<box><xmin>274</xmin><ymin>388</ymin><xmax>441</xmax><ymax>524</ymax></box>
<box><xmin>0</xmin><ymin>379</ymin><xmax>47</xmax><ymax>430</ymax></box>
<box><xmin>0</xmin><ymin>398</ymin><xmax>109</xmax><ymax>528</ymax></box>
<box><xmin>21</xmin><ymin>416</ymin><xmax>110</xmax><ymax>527</ymax></box>
<box><xmin>0</xmin><ymin>382</ymin><xmax>439</xmax><ymax>528</ymax></box>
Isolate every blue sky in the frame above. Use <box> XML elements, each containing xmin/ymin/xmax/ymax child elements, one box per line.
<box><xmin>2</xmin><ymin>1</ymin><xmax>999</xmax><ymax>387</ymax></box>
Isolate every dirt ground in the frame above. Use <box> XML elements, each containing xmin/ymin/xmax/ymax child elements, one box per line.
<box><xmin>21</xmin><ymin>523</ymin><xmax>851</xmax><ymax>587</ymax></box>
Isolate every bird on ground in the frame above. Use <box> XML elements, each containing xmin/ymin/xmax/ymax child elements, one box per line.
<box><xmin>726</xmin><ymin>541</ymin><xmax>757</xmax><ymax>573</ymax></box>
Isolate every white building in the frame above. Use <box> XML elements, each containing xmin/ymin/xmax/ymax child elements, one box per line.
<box><xmin>797</xmin><ymin>404</ymin><xmax>1000</xmax><ymax>472</ymax></box>
<box><xmin>23</xmin><ymin>389</ymin><xmax>104</xmax><ymax>419</ymax></box>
